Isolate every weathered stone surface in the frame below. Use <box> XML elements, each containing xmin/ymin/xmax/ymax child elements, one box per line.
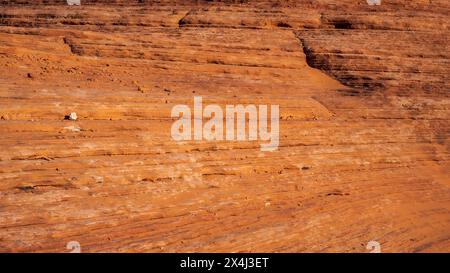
<box><xmin>0</xmin><ymin>1</ymin><xmax>448</xmax><ymax>252</ymax></box>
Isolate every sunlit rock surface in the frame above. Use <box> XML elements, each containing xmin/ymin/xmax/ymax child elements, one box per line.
<box><xmin>0</xmin><ymin>0</ymin><xmax>448</xmax><ymax>252</ymax></box>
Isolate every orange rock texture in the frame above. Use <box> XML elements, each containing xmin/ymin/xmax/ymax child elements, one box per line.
<box><xmin>0</xmin><ymin>0</ymin><xmax>449</xmax><ymax>252</ymax></box>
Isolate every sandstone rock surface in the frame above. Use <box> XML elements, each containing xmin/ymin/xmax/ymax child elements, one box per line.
<box><xmin>0</xmin><ymin>0</ymin><xmax>449</xmax><ymax>252</ymax></box>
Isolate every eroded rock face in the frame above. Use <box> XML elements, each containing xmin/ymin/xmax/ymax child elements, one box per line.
<box><xmin>0</xmin><ymin>1</ymin><xmax>448</xmax><ymax>253</ymax></box>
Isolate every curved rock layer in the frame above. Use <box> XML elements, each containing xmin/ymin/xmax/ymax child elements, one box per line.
<box><xmin>0</xmin><ymin>1</ymin><xmax>449</xmax><ymax>252</ymax></box>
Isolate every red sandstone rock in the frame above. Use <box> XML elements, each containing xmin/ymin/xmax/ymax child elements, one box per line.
<box><xmin>0</xmin><ymin>0</ymin><xmax>448</xmax><ymax>252</ymax></box>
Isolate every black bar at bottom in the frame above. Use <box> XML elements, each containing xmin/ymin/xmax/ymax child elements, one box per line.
<box><xmin>0</xmin><ymin>253</ymin><xmax>444</xmax><ymax>272</ymax></box>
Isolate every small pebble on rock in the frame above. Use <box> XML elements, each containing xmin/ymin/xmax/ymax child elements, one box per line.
<box><xmin>65</xmin><ymin>112</ymin><xmax>78</xmax><ymax>121</ymax></box>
